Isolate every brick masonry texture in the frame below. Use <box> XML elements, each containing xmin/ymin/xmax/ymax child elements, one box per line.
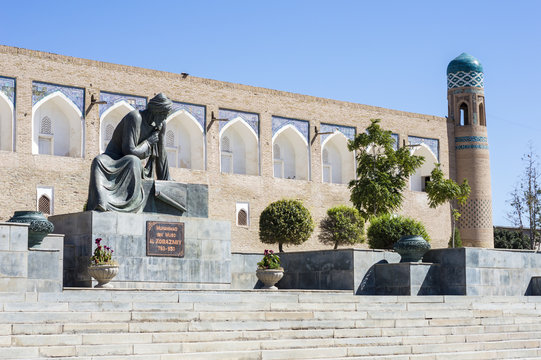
<box><xmin>0</xmin><ymin>45</ymin><xmax>453</xmax><ymax>251</ymax></box>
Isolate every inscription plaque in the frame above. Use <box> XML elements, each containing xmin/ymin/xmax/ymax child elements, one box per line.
<box><xmin>146</xmin><ymin>221</ymin><xmax>184</xmax><ymax>257</ymax></box>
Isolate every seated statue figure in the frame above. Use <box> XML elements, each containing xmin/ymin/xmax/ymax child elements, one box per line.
<box><xmin>86</xmin><ymin>93</ymin><xmax>173</xmax><ymax>212</ymax></box>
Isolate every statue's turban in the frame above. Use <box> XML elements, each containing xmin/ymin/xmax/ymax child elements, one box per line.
<box><xmin>148</xmin><ymin>93</ymin><xmax>173</xmax><ymax>115</ymax></box>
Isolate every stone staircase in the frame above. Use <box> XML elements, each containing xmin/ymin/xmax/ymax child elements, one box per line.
<box><xmin>1</xmin><ymin>289</ymin><xmax>541</xmax><ymax>359</ymax></box>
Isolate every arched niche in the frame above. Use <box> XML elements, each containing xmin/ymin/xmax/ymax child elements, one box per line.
<box><xmin>32</xmin><ymin>91</ymin><xmax>83</xmax><ymax>157</ymax></box>
<box><xmin>479</xmin><ymin>102</ymin><xmax>486</xmax><ymax>126</ymax></box>
<box><xmin>219</xmin><ymin>117</ymin><xmax>259</xmax><ymax>175</ymax></box>
<box><xmin>165</xmin><ymin>109</ymin><xmax>205</xmax><ymax>170</ymax></box>
<box><xmin>99</xmin><ymin>100</ymin><xmax>135</xmax><ymax>152</ymax></box>
<box><xmin>410</xmin><ymin>143</ymin><xmax>438</xmax><ymax>192</ymax></box>
<box><xmin>272</xmin><ymin>125</ymin><xmax>308</xmax><ymax>180</ymax></box>
<box><xmin>0</xmin><ymin>92</ymin><xmax>14</xmax><ymax>151</ymax></box>
<box><xmin>459</xmin><ymin>102</ymin><xmax>469</xmax><ymax>126</ymax></box>
<box><xmin>321</xmin><ymin>131</ymin><xmax>354</xmax><ymax>184</ymax></box>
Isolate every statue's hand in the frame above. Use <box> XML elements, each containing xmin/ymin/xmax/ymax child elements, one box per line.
<box><xmin>147</xmin><ymin>131</ymin><xmax>160</xmax><ymax>145</ymax></box>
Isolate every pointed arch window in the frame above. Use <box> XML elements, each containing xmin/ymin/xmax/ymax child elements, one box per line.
<box><xmin>273</xmin><ymin>144</ymin><xmax>284</xmax><ymax>178</ymax></box>
<box><xmin>221</xmin><ymin>136</ymin><xmax>233</xmax><ymax>174</ymax></box>
<box><xmin>33</xmin><ymin>91</ymin><xmax>83</xmax><ymax>157</ymax></box>
<box><xmin>459</xmin><ymin>103</ymin><xmax>469</xmax><ymax>126</ymax></box>
<box><xmin>237</xmin><ymin>209</ymin><xmax>248</xmax><ymax>226</ymax></box>
<box><xmin>105</xmin><ymin>124</ymin><xmax>114</xmax><ymax>141</ymax></box>
<box><xmin>165</xmin><ymin>129</ymin><xmax>179</xmax><ymax>167</ymax></box>
<box><xmin>40</xmin><ymin>116</ymin><xmax>52</xmax><ymax>134</ymax></box>
<box><xmin>38</xmin><ymin>116</ymin><xmax>53</xmax><ymax>155</ymax></box>
<box><xmin>236</xmin><ymin>202</ymin><xmax>249</xmax><ymax>227</ymax></box>
<box><xmin>36</xmin><ymin>186</ymin><xmax>54</xmax><ymax>215</ymax></box>
<box><xmin>102</xmin><ymin>123</ymin><xmax>115</xmax><ymax>151</ymax></box>
<box><xmin>322</xmin><ymin>148</ymin><xmax>331</xmax><ymax>183</ymax></box>
<box><xmin>38</xmin><ymin>195</ymin><xmax>51</xmax><ymax>215</ymax></box>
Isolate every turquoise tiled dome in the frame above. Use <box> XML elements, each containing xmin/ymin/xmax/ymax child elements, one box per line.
<box><xmin>447</xmin><ymin>53</ymin><xmax>483</xmax><ymax>75</ymax></box>
<box><xmin>447</xmin><ymin>53</ymin><xmax>484</xmax><ymax>89</ymax></box>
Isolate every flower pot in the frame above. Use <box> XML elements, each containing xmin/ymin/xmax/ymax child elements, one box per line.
<box><xmin>88</xmin><ymin>264</ymin><xmax>119</xmax><ymax>288</ymax></box>
<box><xmin>256</xmin><ymin>269</ymin><xmax>284</xmax><ymax>290</ymax></box>
<box><xmin>393</xmin><ymin>235</ymin><xmax>431</xmax><ymax>263</ymax></box>
<box><xmin>7</xmin><ymin>211</ymin><xmax>54</xmax><ymax>248</ymax></box>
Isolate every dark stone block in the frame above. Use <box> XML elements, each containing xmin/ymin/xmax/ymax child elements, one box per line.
<box><xmin>186</xmin><ymin>184</ymin><xmax>209</xmax><ymax>218</ymax></box>
<box><xmin>375</xmin><ymin>263</ymin><xmax>440</xmax><ymax>296</ymax></box>
<box><xmin>527</xmin><ymin>277</ymin><xmax>541</xmax><ymax>295</ymax></box>
<box><xmin>277</xmin><ymin>271</ymin><xmax>297</xmax><ymax>289</ymax></box>
<box><xmin>329</xmin><ymin>270</ymin><xmax>354</xmax><ymax>290</ymax></box>
<box><xmin>297</xmin><ymin>271</ymin><xmax>320</xmax><ymax>289</ymax></box>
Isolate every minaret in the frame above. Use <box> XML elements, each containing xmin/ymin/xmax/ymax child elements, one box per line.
<box><xmin>447</xmin><ymin>53</ymin><xmax>494</xmax><ymax>248</ymax></box>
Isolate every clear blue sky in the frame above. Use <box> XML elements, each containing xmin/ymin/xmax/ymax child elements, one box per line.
<box><xmin>1</xmin><ymin>1</ymin><xmax>540</xmax><ymax>226</ymax></box>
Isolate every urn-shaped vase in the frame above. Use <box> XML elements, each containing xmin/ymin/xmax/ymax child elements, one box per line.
<box><xmin>256</xmin><ymin>269</ymin><xmax>284</xmax><ymax>290</ymax></box>
<box><xmin>393</xmin><ymin>235</ymin><xmax>430</xmax><ymax>263</ymax></box>
<box><xmin>87</xmin><ymin>264</ymin><xmax>119</xmax><ymax>288</ymax></box>
<box><xmin>7</xmin><ymin>211</ymin><xmax>54</xmax><ymax>248</ymax></box>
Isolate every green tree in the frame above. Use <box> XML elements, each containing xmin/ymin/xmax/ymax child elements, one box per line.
<box><xmin>259</xmin><ymin>199</ymin><xmax>314</xmax><ymax>252</ymax></box>
<box><xmin>494</xmin><ymin>227</ymin><xmax>531</xmax><ymax>250</ymax></box>
<box><xmin>366</xmin><ymin>214</ymin><xmax>430</xmax><ymax>249</ymax></box>
<box><xmin>348</xmin><ymin>119</ymin><xmax>424</xmax><ymax>219</ymax></box>
<box><xmin>318</xmin><ymin>205</ymin><xmax>364</xmax><ymax>249</ymax></box>
<box><xmin>425</xmin><ymin>163</ymin><xmax>470</xmax><ymax>248</ymax></box>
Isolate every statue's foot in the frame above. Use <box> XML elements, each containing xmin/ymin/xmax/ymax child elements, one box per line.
<box><xmin>95</xmin><ymin>204</ymin><xmax>107</xmax><ymax>212</ymax></box>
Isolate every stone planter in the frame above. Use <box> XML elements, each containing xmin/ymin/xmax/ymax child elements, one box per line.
<box><xmin>256</xmin><ymin>268</ymin><xmax>284</xmax><ymax>290</ymax></box>
<box><xmin>7</xmin><ymin>211</ymin><xmax>54</xmax><ymax>248</ymax></box>
<box><xmin>393</xmin><ymin>235</ymin><xmax>431</xmax><ymax>263</ymax></box>
<box><xmin>88</xmin><ymin>264</ymin><xmax>119</xmax><ymax>288</ymax></box>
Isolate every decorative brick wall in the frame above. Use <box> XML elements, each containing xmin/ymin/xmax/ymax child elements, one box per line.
<box><xmin>0</xmin><ymin>45</ymin><xmax>453</xmax><ymax>251</ymax></box>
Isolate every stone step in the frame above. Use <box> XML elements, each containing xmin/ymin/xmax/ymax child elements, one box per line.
<box><xmin>3</xmin><ymin>290</ymin><xmax>541</xmax><ymax>359</ymax></box>
<box><xmin>6</xmin><ymin>326</ymin><xmax>541</xmax><ymax>346</ymax></box>
<box><xmin>4</xmin><ymin>334</ymin><xmax>541</xmax><ymax>356</ymax></box>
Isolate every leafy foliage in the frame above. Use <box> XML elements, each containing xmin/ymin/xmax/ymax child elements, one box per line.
<box><xmin>426</xmin><ymin>164</ymin><xmax>470</xmax><ymax>210</ymax></box>
<box><xmin>257</xmin><ymin>249</ymin><xmax>282</xmax><ymax>270</ymax></box>
<box><xmin>348</xmin><ymin>119</ymin><xmax>424</xmax><ymax>219</ymax></box>
<box><xmin>448</xmin><ymin>227</ymin><xmax>463</xmax><ymax>248</ymax></box>
<box><xmin>90</xmin><ymin>238</ymin><xmax>116</xmax><ymax>265</ymax></box>
<box><xmin>367</xmin><ymin>214</ymin><xmax>430</xmax><ymax>249</ymax></box>
<box><xmin>494</xmin><ymin>228</ymin><xmax>531</xmax><ymax>250</ymax></box>
<box><xmin>259</xmin><ymin>199</ymin><xmax>314</xmax><ymax>252</ymax></box>
<box><xmin>425</xmin><ymin>163</ymin><xmax>470</xmax><ymax>247</ymax></box>
<box><xmin>319</xmin><ymin>205</ymin><xmax>364</xmax><ymax>249</ymax></box>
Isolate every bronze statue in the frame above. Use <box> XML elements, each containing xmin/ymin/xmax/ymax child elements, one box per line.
<box><xmin>86</xmin><ymin>93</ymin><xmax>173</xmax><ymax>212</ymax></box>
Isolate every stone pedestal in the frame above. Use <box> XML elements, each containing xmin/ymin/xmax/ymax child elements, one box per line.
<box><xmin>50</xmin><ymin>211</ymin><xmax>231</xmax><ymax>289</ymax></box>
<box><xmin>0</xmin><ymin>222</ymin><xmax>64</xmax><ymax>292</ymax></box>
<box><xmin>375</xmin><ymin>262</ymin><xmax>440</xmax><ymax>295</ymax></box>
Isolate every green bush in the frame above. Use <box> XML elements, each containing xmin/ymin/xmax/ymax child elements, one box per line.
<box><xmin>494</xmin><ymin>228</ymin><xmax>531</xmax><ymax>249</ymax></box>
<box><xmin>259</xmin><ymin>199</ymin><xmax>314</xmax><ymax>252</ymax></box>
<box><xmin>319</xmin><ymin>205</ymin><xmax>364</xmax><ymax>249</ymax></box>
<box><xmin>448</xmin><ymin>227</ymin><xmax>463</xmax><ymax>248</ymax></box>
<box><xmin>366</xmin><ymin>214</ymin><xmax>430</xmax><ymax>249</ymax></box>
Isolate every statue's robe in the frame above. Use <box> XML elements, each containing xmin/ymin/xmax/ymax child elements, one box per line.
<box><xmin>86</xmin><ymin>110</ymin><xmax>170</xmax><ymax>212</ymax></box>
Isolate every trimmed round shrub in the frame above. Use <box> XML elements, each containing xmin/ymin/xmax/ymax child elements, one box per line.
<box><xmin>367</xmin><ymin>214</ymin><xmax>430</xmax><ymax>249</ymax></box>
<box><xmin>319</xmin><ymin>205</ymin><xmax>364</xmax><ymax>249</ymax></box>
<box><xmin>259</xmin><ymin>199</ymin><xmax>314</xmax><ymax>252</ymax></box>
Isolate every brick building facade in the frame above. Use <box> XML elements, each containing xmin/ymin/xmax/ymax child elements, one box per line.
<box><xmin>0</xmin><ymin>45</ymin><xmax>492</xmax><ymax>251</ymax></box>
